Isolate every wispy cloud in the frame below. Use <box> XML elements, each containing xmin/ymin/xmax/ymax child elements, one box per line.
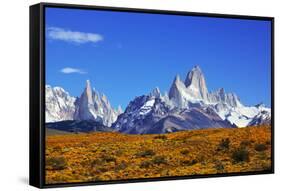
<box><xmin>60</xmin><ymin>67</ymin><xmax>87</xmax><ymax>74</ymax></box>
<box><xmin>47</xmin><ymin>27</ymin><xmax>103</xmax><ymax>44</ymax></box>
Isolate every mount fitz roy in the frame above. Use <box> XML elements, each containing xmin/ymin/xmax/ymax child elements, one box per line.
<box><xmin>46</xmin><ymin>66</ymin><xmax>271</xmax><ymax>134</ymax></box>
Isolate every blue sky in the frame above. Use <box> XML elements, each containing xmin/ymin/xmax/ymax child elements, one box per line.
<box><xmin>45</xmin><ymin>7</ymin><xmax>272</xmax><ymax>109</ymax></box>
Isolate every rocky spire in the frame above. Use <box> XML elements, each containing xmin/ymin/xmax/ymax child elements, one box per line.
<box><xmin>85</xmin><ymin>80</ymin><xmax>93</xmax><ymax>104</ymax></box>
<box><xmin>149</xmin><ymin>87</ymin><xmax>161</xmax><ymax>98</ymax></box>
<box><xmin>175</xmin><ymin>74</ymin><xmax>181</xmax><ymax>83</ymax></box>
<box><xmin>74</xmin><ymin>80</ymin><xmax>120</xmax><ymax>126</ymax></box>
<box><xmin>255</xmin><ymin>102</ymin><xmax>265</xmax><ymax>108</ymax></box>
<box><xmin>169</xmin><ymin>75</ymin><xmax>181</xmax><ymax>99</ymax></box>
<box><xmin>116</xmin><ymin>105</ymin><xmax>123</xmax><ymax>115</ymax></box>
<box><xmin>184</xmin><ymin>66</ymin><xmax>209</xmax><ymax>100</ymax></box>
<box><xmin>209</xmin><ymin>88</ymin><xmax>242</xmax><ymax>108</ymax></box>
<box><xmin>168</xmin><ymin>74</ymin><xmax>189</xmax><ymax>108</ymax></box>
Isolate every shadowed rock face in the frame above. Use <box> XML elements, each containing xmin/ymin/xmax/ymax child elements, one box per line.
<box><xmin>46</xmin><ymin>120</ymin><xmax>113</xmax><ymax>133</ymax></box>
<box><xmin>147</xmin><ymin>108</ymin><xmax>235</xmax><ymax>134</ymax></box>
<box><xmin>113</xmin><ymin>94</ymin><xmax>236</xmax><ymax>134</ymax></box>
<box><xmin>248</xmin><ymin>110</ymin><xmax>271</xmax><ymax>126</ymax></box>
<box><xmin>112</xmin><ymin>95</ymin><xmax>171</xmax><ymax>134</ymax></box>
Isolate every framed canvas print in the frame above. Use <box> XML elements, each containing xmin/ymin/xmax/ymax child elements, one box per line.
<box><xmin>30</xmin><ymin>2</ymin><xmax>274</xmax><ymax>188</ymax></box>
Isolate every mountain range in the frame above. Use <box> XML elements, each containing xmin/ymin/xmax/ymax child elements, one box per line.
<box><xmin>46</xmin><ymin>66</ymin><xmax>271</xmax><ymax>134</ymax></box>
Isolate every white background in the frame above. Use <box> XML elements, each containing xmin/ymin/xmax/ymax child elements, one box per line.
<box><xmin>0</xmin><ymin>0</ymin><xmax>279</xmax><ymax>190</ymax></box>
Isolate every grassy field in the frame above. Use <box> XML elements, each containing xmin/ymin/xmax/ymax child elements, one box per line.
<box><xmin>45</xmin><ymin>125</ymin><xmax>272</xmax><ymax>184</ymax></box>
<box><xmin>46</xmin><ymin>128</ymin><xmax>72</xmax><ymax>136</ymax></box>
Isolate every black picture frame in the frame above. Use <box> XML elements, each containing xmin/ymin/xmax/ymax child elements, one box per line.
<box><xmin>30</xmin><ymin>2</ymin><xmax>275</xmax><ymax>189</ymax></box>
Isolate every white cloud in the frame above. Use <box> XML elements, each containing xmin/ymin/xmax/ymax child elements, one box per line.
<box><xmin>60</xmin><ymin>67</ymin><xmax>86</xmax><ymax>74</ymax></box>
<box><xmin>47</xmin><ymin>27</ymin><xmax>103</xmax><ymax>44</ymax></box>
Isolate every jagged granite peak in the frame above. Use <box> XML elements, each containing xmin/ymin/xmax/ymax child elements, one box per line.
<box><xmin>73</xmin><ymin>80</ymin><xmax>119</xmax><ymax>127</ymax></box>
<box><xmin>116</xmin><ymin>105</ymin><xmax>123</xmax><ymax>115</ymax></box>
<box><xmin>255</xmin><ymin>102</ymin><xmax>266</xmax><ymax>108</ymax></box>
<box><xmin>175</xmin><ymin>74</ymin><xmax>181</xmax><ymax>82</ymax></box>
<box><xmin>168</xmin><ymin>66</ymin><xmax>212</xmax><ymax>109</ymax></box>
<box><xmin>46</xmin><ymin>81</ymin><xmax>122</xmax><ymax>127</ymax></box>
<box><xmin>45</xmin><ymin>85</ymin><xmax>76</xmax><ymax>122</ymax></box>
<box><xmin>168</xmin><ymin>74</ymin><xmax>192</xmax><ymax>108</ymax></box>
<box><xmin>85</xmin><ymin>80</ymin><xmax>93</xmax><ymax>104</ymax></box>
<box><xmin>149</xmin><ymin>87</ymin><xmax>161</xmax><ymax>98</ymax></box>
<box><xmin>209</xmin><ymin>88</ymin><xmax>242</xmax><ymax>108</ymax></box>
<box><xmin>184</xmin><ymin>65</ymin><xmax>209</xmax><ymax>100</ymax></box>
<box><xmin>217</xmin><ymin>88</ymin><xmax>225</xmax><ymax>98</ymax></box>
<box><xmin>73</xmin><ymin>81</ymin><xmax>101</xmax><ymax>122</ymax></box>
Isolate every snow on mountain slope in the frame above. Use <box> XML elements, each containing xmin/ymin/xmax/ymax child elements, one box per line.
<box><xmin>46</xmin><ymin>66</ymin><xmax>271</xmax><ymax>133</ymax></box>
<box><xmin>148</xmin><ymin>107</ymin><xmax>235</xmax><ymax>134</ymax></box>
<box><xmin>45</xmin><ymin>85</ymin><xmax>76</xmax><ymax>122</ymax></box>
<box><xmin>210</xmin><ymin>99</ymin><xmax>271</xmax><ymax>127</ymax></box>
<box><xmin>248</xmin><ymin>110</ymin><xmax>271</xmax><ymax>126</ymax></box>
<box><xmin>112</xmin><ymin>92</ymin><xmax>172</xmax><ymax>134</ymax></box>
<box><xmin>112</xmin><ymin>89</ymin><xmax>235</xmax><ymax>134</ymax></box>
<box><xmin>115</xmin><ymin>66</ymin><xmax>271</xmax><ymax>132</ymax></box>
<box><xmin>167</xmin><ymin>66</ymin><xmax>271</xmax><ymax>127</ymax></box>
<box><xmin>46</xmin><ymin>80</ymin><xmax>122</xmax><ymax>127</ymax></box>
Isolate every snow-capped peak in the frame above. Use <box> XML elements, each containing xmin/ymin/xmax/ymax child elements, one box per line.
<box><xmin>208</xmin><ymin>88</ymin><xmax>242</xmax><ymax>108</ymax></box>
<box><xmin>168</xmin><ymin>66</ymin><xmax>210</xmax><ymax>108</ymax></box>
<box><xmin>45</xmin><ymin>85</ymin><xmax>76</xmax><ymax>122</ymax></box>
<box><xmin>166</xmin><ymin>66</ymin><xmax>271</xmax><ymax>127</ymax></box>
<box><xmin>85</xmin><ymin>80</ymin><xmax>93</xmax><ymax>104</ymax></box>
<box><xmin>73</xmin><ymin>80</ymin><xmax>120</xmax><ymax>127</ymax></box>
<box><xmin>169</xmin><ymin>74</ymin><xmax>197</xmax><ymax>108</ymax></box>
<box><xmin>185</xmin><ymin>65</ymin><xmax>209</xmax><ymax>100</ymax></box>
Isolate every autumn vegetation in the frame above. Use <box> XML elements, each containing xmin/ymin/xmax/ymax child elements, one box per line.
<box><xmin>45</xmin><ymin>125</ymin><xmax>272</xmax><ymax>184</ymax></box>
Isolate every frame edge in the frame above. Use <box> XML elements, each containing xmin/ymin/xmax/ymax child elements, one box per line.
<box><xmin>29</xmin><ymin>3</ymin><xmax>44</xmax><ymax>188</ymax></box>
<box><xmin>31</xmin><ymin>2</ymin><xmax>275</xmax><ymax>188</ymax></box>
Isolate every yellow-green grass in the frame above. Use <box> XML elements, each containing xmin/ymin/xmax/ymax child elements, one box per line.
<box><xmin>46</xmin><ymin>125</ymin><xmax>271</xmax><ymax>184</ymax></box>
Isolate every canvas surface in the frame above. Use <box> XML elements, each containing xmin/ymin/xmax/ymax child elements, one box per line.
<box><xmin>44</xmin><ymin>6</ymin><xmax>272</xmax><ymax>185</ymax></box>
